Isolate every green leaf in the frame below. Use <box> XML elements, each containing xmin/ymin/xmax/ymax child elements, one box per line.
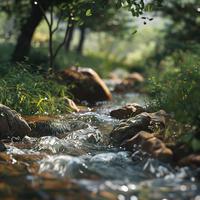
<box><xmin>86</xmin><ymin>9</ymin><xmax>92</xmax><ymax>16</ymax></box>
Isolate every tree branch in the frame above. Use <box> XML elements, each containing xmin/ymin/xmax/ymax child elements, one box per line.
<box><xmin>37</xmin><ymin>1</ymin><xmax>50</xmax><ymax>27</ymax></box>
<box><xmin>49</xmin><ymin>3</ymin><xmax>53</xmax><ymax>27</ymax></box>
<box><xmin>52</xmin><ymin>11</ymin><xmax>63</xmax><ymax>34</ymax></box>
<box><xmin>52</xmin><ymin>16</ymin><xmax>72</xmax><ymax>61</ymax></box>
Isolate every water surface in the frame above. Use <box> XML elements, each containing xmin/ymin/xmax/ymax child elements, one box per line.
<box><xmin>2</xmin><ymin>92</ymin><xmax>200</xmax><ymax>200</ymax></box>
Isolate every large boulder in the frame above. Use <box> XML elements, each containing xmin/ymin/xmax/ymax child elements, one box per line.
<box><xmin>0</xmin><ymin>104</ymin><xmax>31</xmax><ymax>138</ymax></box>
<box><xmin>110</xmin><ymin>103</ymin><xmax>145</xmax><ymax>119</ymax></box>
<box><xmin>58</xmin><ymin>67</ymin><xmax>112</xmax><ymax>104</ymax></box>
<box><xmin>109</xmin><ymin>110</ymin><xmax>167</xmax><ymax>145</ymax></box>
<box><xmin>122</xmin><ymin>131</ymin><xmax>173</xmax><ymax>161</ymax></box>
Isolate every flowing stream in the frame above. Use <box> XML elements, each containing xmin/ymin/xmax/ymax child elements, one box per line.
<box><xmin>1</xmin><ymin>92</ymin><xmax>200</xmax><ymax>200</ymax></box>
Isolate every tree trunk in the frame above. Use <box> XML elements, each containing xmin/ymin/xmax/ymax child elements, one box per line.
<box><xmin>76</xmin><ymin>25</ymin><xmax>86</xmax><ymax>55</ymax></box>
<box><xmin>11</xmin><ymin>1</ymin><xmax>49</xmax><ymax>62</ymax></box>
<box><xmin>65</xmin><ymin>21</ymin><xmax>75</xmax><ymax>52</ymax></box>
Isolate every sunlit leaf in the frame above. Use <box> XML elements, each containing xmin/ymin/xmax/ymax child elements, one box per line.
<box><xmin>86</xmin><ymin>9</ymin><xmax>92</xmax><ymax>16</ymax></box>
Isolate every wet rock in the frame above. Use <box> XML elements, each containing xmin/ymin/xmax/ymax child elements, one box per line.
<box><xmin>114</xmin><ymin>72</ymin><xmax>144</xmax><ymax>93</ymax></box>
<box><xmin>25</xmin><ymin>116</ymin><xmax>89</xmax><ymax>137</ymax></box>
<box><xmin>18</xmin><ymin>154</ymin><xmax>46</xmax><ymax>173</ymax></box>
<box><xmin>98</xmin><ymin>191</ymin><xmax>117</xmax><ymax>200</ymax></box>
<box><xmin>122</xmin><ymin>131</ymin><xmax>154</xmax><ymax>149</ymax></box>
<box><xmin>0</xmin><ymin>152</ymin><xmax>13</xmax><ymax>163</ymax></box>
<box><xmin>0</xmin><ymin>162</ymin><xmax>28</xmax><ymax>177</ymax></box>
<box><xmin>110</xmin><ymin>110</ymin><xmax>167</xmax><ymax>145</ymax></box>
<box><xmin>0</xmin><ymin>104</ymin><xmax>31</xmax><ymax>138</ymax></box>
<box><xmin>28</xmin><ymin>118</ymin><xmax>70</xmax><ymax>137</ymax></box>
<box><xmin>110</xmin><ymin>103</ymin><xmax>145</xmax><ymax>119</ymax></box>
<box><xmin>0</xmin><ymin>161</ymin><xmax>92</xmax><ymax>200</ymax></box>
<box><xmin>24</xmin><ymin>115</ymin><xmax>58</xmax><ymax>124</ymax></box>
<box><xmin>110</xmin><ymin>113</ymin><xmax>152</xmax><ymax>145</ymax></box>
<box><xmin>148</xmin><ymin>110</ymin><xmax>167</xmax><ymax>130</ymax></box>
<box><xmin>0</xmin><ymin>141</ymin><xmax>6</xmax><ymax>152</ymax></box>
<box><xmin>25</xmin><ymin>116</ymin><xmax>60</xmax><ymax>137</ymax></box>
<box><xmin>122</xmin><ymin>131</ymin><xmax>173</xmax><ymax>161</ymax></box>
<box><xmin>0</xmin><ymin>151</ymin><xmax>38</xmax><ymax>175</ymax></box>
<box><xmin>178</xmin><ymin>154</ymin><xmax>200</xmax><ymax>167</ymax></box>
<box><xmin>58</xmin><ymin>67</ymin><xmax>112</xmax><ymax>104</ymax></box>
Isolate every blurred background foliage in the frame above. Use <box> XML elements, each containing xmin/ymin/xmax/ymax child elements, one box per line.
<box><xmin>0</xmin><ymin>0</ymin><xmax>164</xmax><ymax>75</ymax></box>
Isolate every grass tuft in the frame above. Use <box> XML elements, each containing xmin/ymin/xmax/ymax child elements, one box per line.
<box><xmin>0</xmin><ymin>64</ymin><xmax>72</xmax><ymax>115</ymax></box>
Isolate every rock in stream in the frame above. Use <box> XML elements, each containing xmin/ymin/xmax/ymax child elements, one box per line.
<box><xmin>110</xmin><ymin>110</ymin><xmax>167</xmax><ymax>146</ymax></box>
<box><xmin>0</xmin><ymin>104</ymin><xmax>31</xmax><ymax>139</ymax></box>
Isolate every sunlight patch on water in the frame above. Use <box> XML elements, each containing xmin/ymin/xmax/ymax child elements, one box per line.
<box><xmin>39</xmin><ymin>155</ymin><xmax>87</xmax><ymax>177</ymax></box>
<box><xmin>35</xmin><ymin>124</ymin><xmax>106</xmax><ymax>155</ymax></box>
<box><xmin>64</xmin><ymin>125</ymin><xmax>103</xmax><ymax>144</ymax></box>
<box><xmin>37</xmin><ymin>136</ymin><xmax>67</xmax><ymax>154</ymax></box>
<box><xmin>36</xmin><ymin>136</ymin><xmax>89</xmax><ymax>155</ymax></box>
<box><xmin>6</xmin><ymin>145</ymin><xmax>26</xmax><ymax>155</ymax></box>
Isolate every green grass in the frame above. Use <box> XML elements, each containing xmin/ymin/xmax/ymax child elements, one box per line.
<box><xmin>0</xmin><ymin>63</ymin><xmax>72</xmax><ymax>115</ymax></box>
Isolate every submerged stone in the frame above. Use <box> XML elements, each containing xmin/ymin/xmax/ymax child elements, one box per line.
<box><xmin>28</xmin><ymin>119</ymin><xmax>71</xmax><ymax>137</ymax></box>
<box><xmin>26</xmin><ymin>116</ymin><xmax>89</xmax><ymax>137</ymax></box>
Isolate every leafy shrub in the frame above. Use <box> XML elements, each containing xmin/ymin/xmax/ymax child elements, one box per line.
<box><xmin>148</xmin><ymin>52</ymin><xmax>200</xmax><ymax>128</ymax></box>
<box><xmin>0</xmin><ymin>64</ymin><xmax>72</xmax><ymax>115</ymax></box>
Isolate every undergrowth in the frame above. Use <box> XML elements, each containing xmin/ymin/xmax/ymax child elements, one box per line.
<box><xmin>148</xmin><ymin>51</ymin><xmax>200</xmax><ymax>152</ymax></box>
<box><xmin>0</xmin><ymin>64</ymin><xmax>72</xmax><ymax>115</ymax></box>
